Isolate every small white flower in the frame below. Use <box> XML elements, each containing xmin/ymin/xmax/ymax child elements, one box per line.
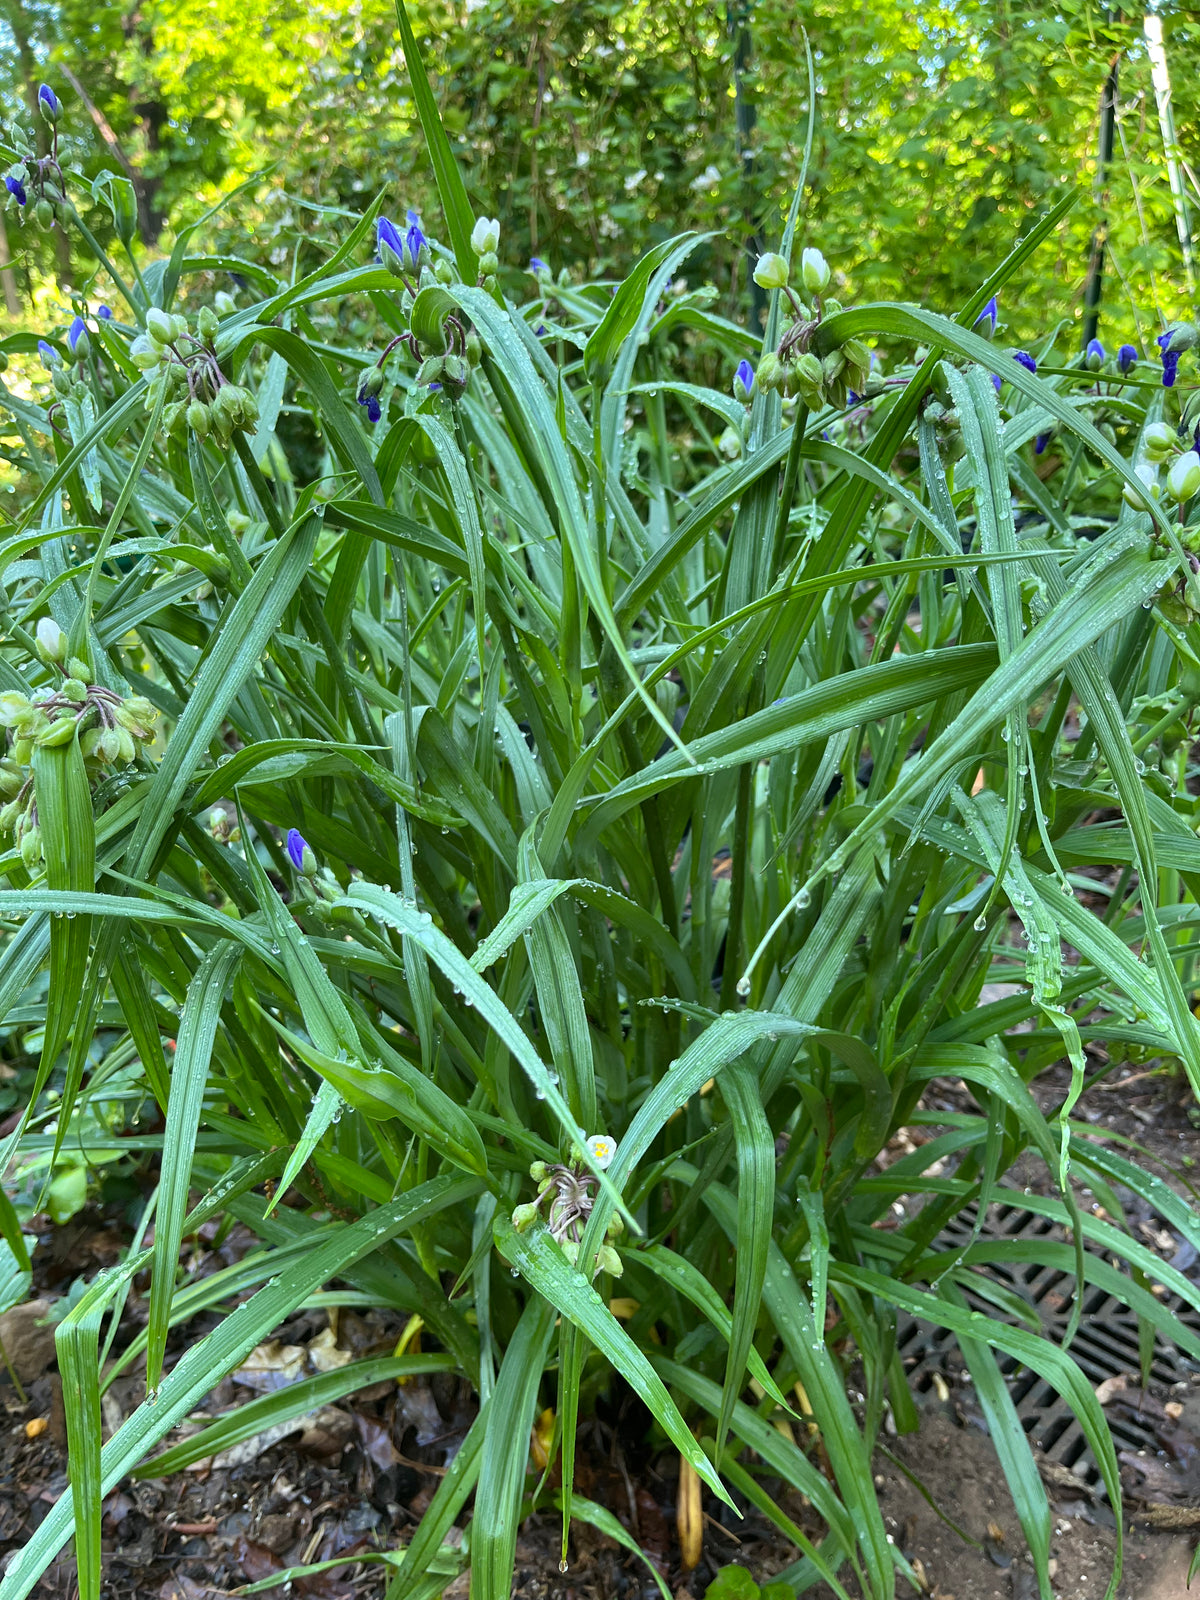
<box><xmin>800</xmin><ymin>246</ymin><xmax>831</xmax><ymax>295</ymax></box>
<box><xmin>36</xmin><ymin>617</ymin><xmax>65</xmax><ymax>662</ymax></box>
<box><xmin>623</xmin><ymin>168</ymin><xmax>647</xmax><ymax>194</ymax></box>
<box><xmin>585</xmin><ymin>1133</ymin><xmax>616</xmax><ymax>1170</ymax></box>
<box><xmin>1166</xmin><ymin>450</ymin><xmax>1200</xmax><ymax>503</ymax></box>
<box><xmin>690</xmin><ymin>163</ymin><xmax>721</xmax><ymax>192</ymax></box>
<box><xmin>1123</xmin><ymin>461</ymin><xmax>1159</xmax><ymax>511</ymax></box>
<box><xmin>470</xmin><ymin>215</ymin><xmax>500</xmax><ymax>255</ymax></box>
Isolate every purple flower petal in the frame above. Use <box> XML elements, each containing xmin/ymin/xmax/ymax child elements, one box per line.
<box><xmin>286</xmin><ymin>829</ymin><xmax>308</xmax><ymax>871</ymax></box>
<box><xmin>1012</xmin><ymin>350</ymin><xmax>1037</xmax><ymax>374</ymax></box>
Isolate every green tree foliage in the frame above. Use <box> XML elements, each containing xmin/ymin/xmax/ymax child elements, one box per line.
<box><xmin>1</xmin><ymin>0</ymin><xmax>1198</xmax><ymax>338</ymax></box>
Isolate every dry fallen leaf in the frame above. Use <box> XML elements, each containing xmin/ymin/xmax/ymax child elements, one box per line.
<box><xmin>307</xmin><ymin>1326</ymin><xmax>352</xmax><ymax>1373</ymax></box>
<box><xmin>233</xmin><ymin>1339</ymin><xmax>306</xmax><ymax>1392</ymax></box>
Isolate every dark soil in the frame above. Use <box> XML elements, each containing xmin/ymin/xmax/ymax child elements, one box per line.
<box><xmin>1</xmin><ymin>1067</ymin><xmax>1198</xmax><ymax>1600</ymax></box>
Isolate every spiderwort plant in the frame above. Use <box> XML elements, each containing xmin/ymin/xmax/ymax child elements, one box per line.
<box><xmin>2</xmin><ymin>58</ymin><xmax>1200</xmax><ymax>1600</ymax></box>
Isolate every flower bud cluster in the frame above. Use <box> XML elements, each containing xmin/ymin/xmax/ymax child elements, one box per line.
<box><xmin>510</xmin><ymin>1140</ymin><xmax>624</xmax><ymax>1277</ymax></box>
<box><xmin>1126</xmin><ymin>422</ymin><xmax>1200</xmax><ymax>515</ymax></box>
<box><xmin>358</xmin><ymin>210</ymin><xmax>488</xmax><ymax>419</ymax></box>
<box><xmin>749</xmin><ymin>243</ymin><xmax>874</xmax><ymax>410</ymax></box>
<box><xmin>0</xmin><ymin>619</ymin><xmax>158</xmax><ymax>866</ymax></box>
<box><xmin>133</xmin><ymin>304</ymin><xmax>257</xmax><ymax>445</ymax></box>
<box><xmin>4</xmin><ymin>85</ymin><xmax>68</xmax><ymax>232</ymax></box>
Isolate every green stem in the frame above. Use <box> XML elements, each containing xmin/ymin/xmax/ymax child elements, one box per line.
<box><xmin>64</xmin><ymin>209</ymin><xmax>138</xmax><ymax>320</ymax></box>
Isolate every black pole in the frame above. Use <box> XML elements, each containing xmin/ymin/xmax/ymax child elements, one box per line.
<box><xmin>1081</xmin><ymin>30</ymin><xmax>1120</xmax><ymax>350</ymax></box>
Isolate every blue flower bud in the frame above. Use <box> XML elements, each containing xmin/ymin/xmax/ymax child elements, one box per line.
<box><xmin>4</xmin><ymin>175</ymin><xmax>26</xmax><ymax>207</ymax></box>
<box><xmin>67</xmin><ymin>316</ymin><xmax>89</xmax><ymax>359</ymax></box>
<box><xmin>96</xmin><ymin>304</ymin><xmax>112</xmax><ymax>320</ymax></box>
<box><xmin>406</xmin><ymin>208</ymin><xmax>422</xmax><ymax>227</ymax></box>
<box><xmin>357</xmin><ymin>393</ymin><xmax>382</xmax><ymax>424</ymax></box>
<box><xmin>1034</xmin><ymin>433</ymin><xmax>1049</xmax><ymax>455</ymax></box>
<box><xmin>1085</xmin><ymin>338</ymin><xmax>1105</xmax><ymax>370</ymax></box>
<box><xmin>37</xmin><ymin>339</ymin><xmax>58</xmax><ymax>369</ymax></box>
<box><xmin>1012</xmin><ymin>350</ymin><xmax>1037</xmax><ymax>374</ymax></box>
<box><xmin>529</xmin><ymin>257</ymin><xmax>548</xmax><ymax>275</ymax></box>
<box><xmin>1117</xmin><ymin>344</ymin><xmax>1137</xmax><ymax>374</ymax></box>
<box><xmin>404</xmin><ymin>221</ymin><xmax>426</xmax><ymax>269</ymax></box>
<box><xmin>974</xmin><ymin>296</ymin><xmax>998</xmax><ymax>337</ymax></box>
<box><xmin>37</xmin><ymin>84</ymin><xmax>60</xmax><ymax>122</ymax></box>
<box><xmin>733</xmin><ymin>358</ymin><xmax>754</xmax><ymax>402</ymax></box>
<box><xmin>992</xmin><ymin>373</ymin><xmax>1002</xmax><ymax>393</ymax></box>
<box><xmin>286</xmin><ymin>827</ymin><xmax>312</xmax><ymax>872</ymax></box>
<box><xmin>1163</xmin><ymin>350</ymin><xmax>1180</xmax><ymax>388</ymax></box>
<box><xmin>376</xmin><ymin>215</ymin><xmax>406</xmax><ymax>278</ymax></box>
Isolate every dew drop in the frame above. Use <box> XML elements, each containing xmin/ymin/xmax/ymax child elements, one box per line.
<box><xmin>559</xmin><ymin>1561</ymin><xmax>569</xmax><ymax>1575</ymax></box>
<box><xmin>796</xmin><ymin>887</ymin><xmax>811</xmax><ymax>908</ymax></box>
<box><xmin>735</xmin><ymin>975</ymin><xmax>751</xmax><ymax>997</ymax></box>
<box><xmin>973</xmin><ymin>913</ymin><xmax>986</xmax><ymax>931</ymax></box>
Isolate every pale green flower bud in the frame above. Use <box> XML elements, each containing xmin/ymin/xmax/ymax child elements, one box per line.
<box><xmin>66</xmin><ymin>656</ymin><xmax>91</xmax><ymax>683</ymax></box>
<box><xmin>598</xmin><ymin>1244</ymin><xmax>623</xmax><ymax>1278</ymax></box>
<box><xmin>434</xmin><ymin>259</ymin><xmax>455</xmax><ymax>286</ymax></box>
<box><xmin>800</xmin><ymin>246</ymin><xmax>831</xmax><ymax>295</ymax></box>
<box><xmin>59</xmin><ymin>678</ymin><xmax>86</xmax><ymax>701</ymax></box>
<box><xmin>35</xmin><ymin>715</ymin><xmax>76</xmax><ymax>748</ymax></box>
<box><xmin>0</xmin><ymin>760</ymin><xmax>23</xmax><ymax>798</ymax></box>
<box><xmin>560</xmin><ymin>1240</ymin><xmax>579</xmax><ymax>1267</ymax></box>
<box><xmin>529</xmin><ymin>1160</ymin><xmax>549</xmax><ymax>1183</ymax></box>
<box><xmin>146</xmin><ymin>308</ymin><xmax>175</xmax><ymax>345</ymax></box>
<box><xmin>0</xmin><ymin>693</ymin><xmax>33</xmax><ymax>728</ymax></box>
<box><xmin>753</xmin><ymin>252</ymin><xmax>790</xmax><ymax>292</ymax></box>
<box><xmin>19</xmin><ymin>824</ymin><xmax>41</xmax><ymax>866</ymax></box>
<box><xmin>130</xmin><ymin>336</ymin><xmax>161</xmax><ymax>370</ymax></box>
<box><xmin>477</xmin><ymin>250</ymin><xmax>499</xmax><ymax>276</ymax></box>
<box><xmin>1166</xmin><ymin>451</ymin><xmax>1200</xmax><ymax>503</ymax></box>
<box><xmin>187</xmin><ymin>400</ymin><xmax>210</xmax><ymax>438</ymax></box>
<box><xmin>198</xmin><ymin>306</ymin><xmax>219</xmax><ymax>341</ymax></box>
<box><xmin>1143</xmin><ymin>422</ymin><xmax>1177</xmax><ymax>461</ymax></box>
<box><xmin>842</xmin><ymin>338</ymin><xmax>871</xmax><ymax>370</ymax></box>
<box><xmin>756</xmin><ymin>353</ymin><xmax>784</xmax><ymax>392</ymax></box>
<box><xmin>512</xmin><ymin>1202</ymin><xmax>539</xmax><ymax>1232</ymax></box>
<box><xmin>116</xmin><ymin>726</ymin><xmax>136</xmax><ymax>763</ymax></box>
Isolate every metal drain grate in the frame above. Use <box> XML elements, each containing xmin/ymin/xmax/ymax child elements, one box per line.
<box><xmin>896</xmin><ymin>1197</ymin><xmax>1200</xmax><ymax>1488</ymax></box>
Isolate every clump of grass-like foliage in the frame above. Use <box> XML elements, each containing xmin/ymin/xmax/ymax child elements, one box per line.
<box><xmin>2</xmin><ymin>16</ymin><xmax>1200</xmax><ymax>1600</ymax></box>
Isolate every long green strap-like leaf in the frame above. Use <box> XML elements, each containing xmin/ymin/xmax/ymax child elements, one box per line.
<box><xmin>394</xmin><ymin>0</ymin><xmax>478</xmax><ymax>277</ymax></box>
<box><xmin>147</xmin><ymin>942</ymin><xmax>244</xmax><ymax>1391</ymax></box>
